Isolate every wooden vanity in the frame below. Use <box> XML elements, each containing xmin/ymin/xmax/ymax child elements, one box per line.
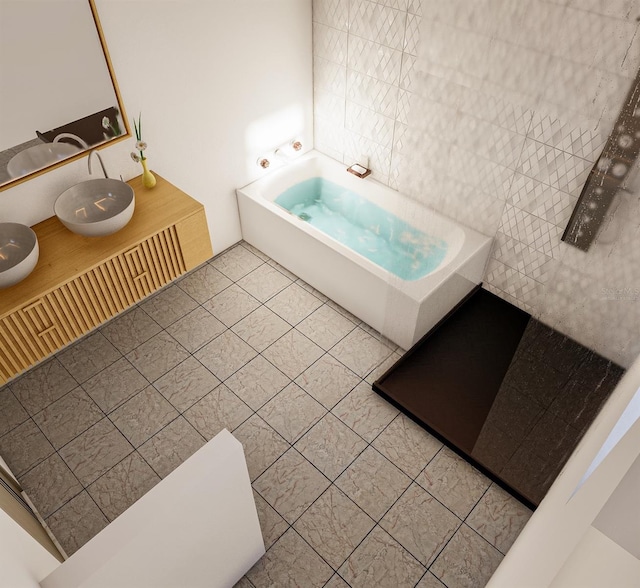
<box><xmin>0</xmin><ymin>174</ymin><xmax>213</xmax><ymax>384</ymax></box>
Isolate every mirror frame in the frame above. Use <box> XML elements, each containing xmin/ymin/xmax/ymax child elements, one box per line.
<box><xmin>0</xmin><ymin>0</ymin><xmax>130</xmax><ymax>193</ymax></box>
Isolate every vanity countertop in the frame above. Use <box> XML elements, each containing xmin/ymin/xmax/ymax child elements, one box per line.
<box><xmin>0</xmin><ymin>174</ymin><xmax>206</xmax><ymax>318</ymax></box>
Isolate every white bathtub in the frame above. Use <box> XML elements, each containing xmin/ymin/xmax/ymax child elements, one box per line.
<box><xmin>237</xmin><ymin>151</ymin><xmax>492</xmax><ymax>350</ymax></box>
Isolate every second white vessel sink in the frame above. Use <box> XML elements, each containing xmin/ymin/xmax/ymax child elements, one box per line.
<box><xmin>54</xmin><ymin>179</ymin><xmax>135</xmax><ymax>237</ymax></box>
<box><xmin>0</xmin><ymin>223</ymin><xmax>39</xmax><ymax>288</ymax></box>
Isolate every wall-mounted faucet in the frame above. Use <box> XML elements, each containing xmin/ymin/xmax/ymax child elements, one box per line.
<box><xmin>256</xmin><ymin>139</ymin><xmax>303</xmax><ymax>170</ymax></box>
<box><xmin>88</xmin><ymin>149</ymin><xmax>109</xmax><ymax>179</ymax></box>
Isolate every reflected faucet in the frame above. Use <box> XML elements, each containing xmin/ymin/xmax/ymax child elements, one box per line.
<box><xmin>53</xmin><ymin>133</ymin><xmax>90</xmax><ymax>149</ymax></box>
<box><xmin>88</xmin><ymin>149</ymin><xmax>109</xmax><ymax>179</ymax></box>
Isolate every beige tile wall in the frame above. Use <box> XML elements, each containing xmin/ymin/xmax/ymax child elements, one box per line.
<box><xmin>312</xmin><ymin>0</ymin><xmax>640</xmax><ymax>366</ymax></box>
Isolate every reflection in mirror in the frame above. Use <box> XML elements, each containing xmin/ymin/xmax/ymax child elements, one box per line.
<box><xmin>0</xmin><ymin>0</ymin><xmax>128</xmax><ymax>188</ymax></box>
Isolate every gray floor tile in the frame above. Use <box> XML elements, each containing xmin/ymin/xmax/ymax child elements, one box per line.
<box><xmin>325</xmin><ymin>575</ymin><xmax>350</xmax><ymax>588</ymax></box>
<box><xmin>372</xmin><ymin>414</ymin><xmax>443</xmax><ymax>478</ymax></box>
<box><xmin>265</xmin><ymin>283</ymin><xmax>324</xmax><ymax>325</ymax></box>
<box><xmin>110</xmin><ymin>386</ymin><xmax>179</xmax><ymax>448</ymax></box>
<box><xmin>239</xmin><ymin>241</ymin><xmax>269</xmax><ymax>261</ymax></box>
<box><xmin>258</xmin><ymin>383</ymin><xmax>326</xmax><ymax>444</ymax></box>
<box><xmin>46</xmin><ymin>492</ymin><xmax>108</xmax><ymax>556</ymax></box>
<box><xmin>183</xmin><ymin>385</ymin><xmax>252</xmax><ymax>440</ymax></box>
<box><xmin>233</xmin><ymin>576</ymin><xmax>255</xmax><ymax>588</ymax></box>
<box><xmin>0</xmin><ymin>419</ymin><xmax>54</xmax><ymax>476</ymax></box>
<box><xmin>338</xmin><ymin>526</ymin><xmax>425</xmax><ymax>588</ymax></box>
<box><xmin>330</xmin><ymin>327</ymin><xmax>394</xmax><ymax>377</ymax></box>
<box><xmin>333</xmin><ymin>381</ymin><xmax>398</xmax><ymax>442</ymax></box>
<box><xmin>20</xmin><ymin>453</ymin><xmax>82</xmax><ymax>519</ymax></box>
<box><xmin>10</xmin><ymin>358</ymin><xmax>77</xmax><ymax>415</ymax></box>
<box><xmin>326</xmin><ymin>300</ymin><xmax>361</xmax><ymax>324</ymax></box>
<box><xmin>166</xmin><ymin>306</ymin><xmax>227</xmax><ymax>353</ymax></box>
<box><xmin>295</xmin><ymin>413</ymin><xmax>367</xmax><ymax>480</ymax></box>
<box><xmin>203</xmin><ymin>284</ymin><xmax>261</xmax><ymax>327</ymax></box>
<box><xmin>380</xmin><ymin>483</ymin><xmax>460</xmax><ymax>567</ymax></box>
<box><xmin>295</xmin><ymin>354</ymin><xmax>361</xmax><ymax>409</ymax></box>
<box><xmin>365</xmin><ymin>351</ymin><xmax>402</xmax><ymax>384</ymax></box>
<box><xmin>59</xmin><ymin>418</ymin><xmax>133</xmax><ymax>486</ymax></box>
<box><xmin>232</xmin><ymin>306</ymin><xmax>292</xmax><ymax>352</ymax></box>
<box><xmin>416</xmin><ymin>573</ymin><xmax>447</xmax><ymax>588</ymax></box>
<box><xmin>82</xmin><ymin>357</ymin><xmax>149</xmax><ymax>414</ymax></box>
<box><xmin>33</xmin><ymin>387</ymin><xmax>103</xmax><ymax>449</ymax></box>
<box><xmin>295</xmin><ymin>353</ymin><xmax>361</xmax><ymax>409</ymax></box>
<box><xmin>126</xmin><ymin>331</ymin><xmax>190</xmax><ymax>382</ymax></box>
<box><xmin>87</xmin><ymin>452</ymin><xmax>160</xmax><ymax>521</ymax></box>
<box><xmin>225</xmin><ymin>356</ymin><xmax>290</xmax><ymax>411</ymax></box>
<box><xmin>267</xmin><ymin>259</ymin><xmax>298</xmax><ymax>281</ymax></box>
<box><xmin>177</xmin><ymin>264</ymin><xmax>232</xmax><ymax>303</ymax></box>
<box><xmin>253</xmin><ymin>490</ymin><xmax>289</xmax><ymax>550</ymax></box>
<box><xmin>194</xmin><ymin>331</ymin><xmax>257</xmax><ymax>381</ymax></box>
<box><xmin>154</xmin><ymin>356</ymin><xmax>220</xmax><ymax>412</ymax></box>
<box><xmin>254</xmin><ymin>448</ymin><xmax>330</xmax><ymax>524</ymax></box>
<box><xmin>295</xmin><ymin>278</ymin><xmax>329</xmax><ymax>302</ymax></box>
<box><xmin>232</xmin><ymin>415</ymin><xmax>290</xmax><ymax>481</ymax></box>
<box><xmin>262</xmin><ymin>330</ymin><xmax>324</xmax><ymax>380</ymax></box>
<box><xmin>416</xmin><ymin>447</ymin><xmax>490</xmax><ymax>519</ymax></box>
<box><xmin>237</xmin><ymin>264</ymin><xmax>292</xmax><ymax>302</ymax></box>
<box><xmin>138</xmin><ymin>416</ymin><xmax>206</xmax><ymax>478</ymax></box>
<box><xmin>247</xmin><ymin>528</ymin><xmax>333</xmax><ymax>588</ymax></box>
<box><xmin>0</xmin><ymin>386</ymin><xmax>28</xmax><ymax>437</ymax></box>
<box><xmin>296</xmin><ymin>304</ymin><xmax>357</xmax><ymax>350</ymax></box>
<box><xmin>430</xmin><ymin>524</ymin><xmax>504</xmax><ymax>588</ymax></box>
<box><xmin>294</xmin><ymin>485</ymin><xmax>375</xmax><ymax>569</ymax></box>
<box><xmin>335</xmin><ymin>446</ymin><xmax>411</xmax><ymax>521</ymax></box>
<box><xmin>100</xmin><ymin>306</ymin><xmax>162</xmax><ymax>355</ymax></box>
<box><xmin>139</xmin><ymin>284</ymin><xmax>199</xmax><ymax>328</ymax></box>
<box><xmin>210</xmin><ymin>244</ymin><xmax>264</xmax><ymax>281</ymax></box>
<box><xmin>466</xmin><ymin>484</ymin><xmax>532</xmax><ymax>554</ymax></box>
<box><xmin>57</xmin><ymin>332</ymin><xmax>121</xmax><ymax>383</ymax></box>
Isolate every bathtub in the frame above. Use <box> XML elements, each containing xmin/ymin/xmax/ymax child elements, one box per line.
<box><xmin>236</xmin><ymin>151</ymin><xmax>492</xmax><ymax>350</ymax></box>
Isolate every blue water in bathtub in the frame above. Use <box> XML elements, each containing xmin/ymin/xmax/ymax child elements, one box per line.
<box><xmin>274</xmin><ymin>177</ymin><xmax>448</xmax><ymax>281</ymax></box>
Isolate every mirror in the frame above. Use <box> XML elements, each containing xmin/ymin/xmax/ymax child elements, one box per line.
<box><xmin>0</xmin><ymin>0</ymin><xmax>129</xmax><ymax>190</ymax></box>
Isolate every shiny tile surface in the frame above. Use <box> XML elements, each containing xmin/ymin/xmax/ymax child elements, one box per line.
<box><xmin>335</xmin><ymin>446</ymin><xmax>411</xmax><ymax>521</ymax></box>
<box><xmin>431</xmin><ymin>524</ymin><xmax>504</xmax><ymax>588</ymax></box>
<box><xmin>254</xmin><ymin>448</ymin><xmax>330</xmax><ymax>524</ymax></box>
<box><xmin>294</xmin><ymin>485</ymin><xmax>375</xmax><ymax>568</ymax></box>
<box><xmin>338</xmin><ymin>526</ymin><xmax>426</xmax><ymax>588</ymax></box>
<box><xmin>87</xmin><ymin>453</ymin><xmax>160</xmax><ymax>521</ymax></box>
<box><xmin>5</xmin><ymin>241</ymin><xmax>531</xmax><ymax>573</ymax></box>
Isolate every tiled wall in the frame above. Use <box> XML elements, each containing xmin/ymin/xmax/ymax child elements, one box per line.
<box><xmin>313</xmin><ymin>0</ymin><xmax>420</xmax><ymax>186</ymax></box>
<box><xmin>312</xmin><ymin>0</ymin><xmax>640</xmax><ymax>366</ymax></box>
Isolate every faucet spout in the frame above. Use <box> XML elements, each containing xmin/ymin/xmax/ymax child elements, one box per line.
<box><xmin>88</xmin><ymin>149</ymin><xmax>109</xmax><ymax>179</ymax></box>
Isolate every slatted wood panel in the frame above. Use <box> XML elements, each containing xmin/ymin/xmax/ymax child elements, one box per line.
<box><xmin>0</xmin><ymin>227</ymin><xmax>186</xmax><ymax>383</ymax></box>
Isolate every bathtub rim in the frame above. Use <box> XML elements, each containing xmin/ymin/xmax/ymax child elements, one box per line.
<box><xmin>238</xmin><ymin>150</ymin><xmax>491</xmax><ymax>303</ymax></box>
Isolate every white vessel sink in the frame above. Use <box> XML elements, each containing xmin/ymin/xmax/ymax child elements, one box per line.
<box><xmin>0</xmin><ymin>223</ymin><xmax>39</xmax><ymax>288</ymax></box>
<box><xmin>55</xmin><ymin>179</ymin><xmax>135</xmax><ymax>237</ymax></box>
<box><xmin>7</xmin><ymin>143</ymin><xmax>81</xmax><ymax>179</ymax></box>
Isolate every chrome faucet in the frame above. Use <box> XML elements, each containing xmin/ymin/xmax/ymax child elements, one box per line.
<box><xmin>88</xmin><ymin>149</ymin><xmax>109</xmax><ymax>179</ymax></box>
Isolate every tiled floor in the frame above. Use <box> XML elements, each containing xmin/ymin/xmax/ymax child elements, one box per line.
<box><xmin>0</xmin><ymin>241</ymin><xmax>532</xmax><ymax>587</ymax></box>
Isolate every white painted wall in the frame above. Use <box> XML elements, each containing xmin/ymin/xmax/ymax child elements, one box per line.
<box><xmin>0</xmin><ymin>0</ymin><xmax>116</xmax><ymax>150</ymax></box>
<box><xmin>0</xmin><ymin>0</ymin><xmax>313</xmax><ymax>257</ymax></box>
<box><xmin>97</xmin><ymin>0</ymin><xmax>313</xmax><ymax>254</ymax></box>
<box><xmin>0</xmin><ymin>509</ymin><xmax>59</xmax><ymax>588</ymax></box>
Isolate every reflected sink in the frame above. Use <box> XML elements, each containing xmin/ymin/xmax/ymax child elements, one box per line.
<box><xmin>55</xmin><ymin>179</ymin><xmax>135</xmax><ymax>237</ymax></box>
<box><xmin>7</xmin><ymin>143</ymin><xmax>81</xmax><ymax>178</ymax></box>
<box><xmin>0</xmin><ymin>223</ymin><xmax>39</xmax><ymax>289</ymax></box>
